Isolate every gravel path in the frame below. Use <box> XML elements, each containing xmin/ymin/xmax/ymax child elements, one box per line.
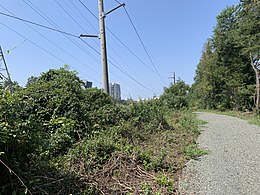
<box><xmin>178</xmin><ymin>112</ymin><xmax>260</xmax><ymax>195</ymax></box>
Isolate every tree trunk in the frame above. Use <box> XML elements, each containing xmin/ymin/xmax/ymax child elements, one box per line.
<box><xmin>250</xmin><ymin>53</ymin><xmax>260</xmax><ymax>109</ymax></box>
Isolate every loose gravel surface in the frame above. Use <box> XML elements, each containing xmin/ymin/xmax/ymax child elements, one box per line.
<box><xmin>178</xmin><ymin>112</ymin><xmax>260</xmax><ymax>195</ymax></box>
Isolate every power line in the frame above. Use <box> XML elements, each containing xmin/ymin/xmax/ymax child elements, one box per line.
<box><xmin>53</xmin><ymin>0</ymin><xmax>100</xmax><ymax>50</ymax></box>
<box><xmin>114</xmin><ymin>0</ymin><xmax>122</xmax><ymax>5</ymax></box>
<box><xmin>110</xmin><ymin>69</ymin><xmax>148</xmax><ymax>97</ymax></box>
<box><xmin>54</xmin><ymin>0</ymin><xmax>86</xmax><ymax>33</ymax></box>
<box><xmin>123</xmin><ymin>7</ymin><xmax>166</xmax><ymax>85</ymax></box>
<box><xmin>0</xmin><ymin>11</ymin><xmax>79</xmax><ymax>38</ymax></box>
<box><xmin>108</xmin><ymin>59</ymin><xmax>154</xmax><ymax>93</ymax></box>
<box><xmin>0</xmin><ymin>5</ymin><xmax>101</xmax><ymax>84</ymax></box>
<box><xmin>77</xmin><ymin>0</ymin><xmax>158</xmax><ymax>75</ymax></box>
<box><xmin>1</xmin><ymin>1</ymin><xmax>157</xmax><ymax>95</ymax></box>
<box><xmin>67</xmin><ymin>0</ymin><xmax>99</xmax><ymax>34</ymax></box>
<box><xmin>107</xmin><ymin>45</ymin><xmax>153</xmax><ymax>88</ymax></box>
<box><xmin>22</xmin><ymin>0</ymin><xmax>102</xmax><ymax>71</ymax></box>
<box><xmin>19</xmin><ymin>1</ymin><xmax>150</xmax><ymax>93</ymax></box>
<box><xmin>106</xmin><ymin>28</ymin><xmax>157</xmax><ymax>74</ymax></box>
<box><xmin>0</xmin><ymin>20</ymin><xmax>101</xmax><ymax>85</ymax></box>
<box><xmin>78</xmin><ymin>0</ymin><xmax>98</xmax><ymax>20</ymax></box>
<box><xmin>76</xmin><ymin>0</ymin><xmax>151</xmax><ymax>81</ymax></box>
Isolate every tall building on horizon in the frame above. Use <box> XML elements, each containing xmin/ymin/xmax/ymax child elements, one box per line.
<box><xmin>83</xmin><ymin>80</ymin><xmax>93</xmax><ymax>88</ymax></box>
<box><xmin>110</xmin><ymin>83</ymin><xmax>121</xmax><ymax>100</ymax></box>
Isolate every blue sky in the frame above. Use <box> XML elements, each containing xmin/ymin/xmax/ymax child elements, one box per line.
<box><xmin>0</xmin><ymin>0</ymin><xmax>239</xmax><ymax>99</ymax></box>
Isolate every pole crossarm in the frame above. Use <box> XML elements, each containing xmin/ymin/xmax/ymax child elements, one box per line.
<box><xmin>105</xmin><ymin>2</ymin><xmax>125</xmax><ymax>16</ymax></box>
<box><xmin>79</xmin><ymin>34</ymin><xmax>99</xmax><ymax>38</ymax></box>
<box><xmin>80</xmin><ymin>1</ymin><xmax>126</xmax><ymax>94</ymax></box>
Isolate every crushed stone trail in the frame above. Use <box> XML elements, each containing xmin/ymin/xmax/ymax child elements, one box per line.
<box><xmin>178</xmin><ymin>112</ymin><xmax>260</xmax><ymax>195</ymax></box>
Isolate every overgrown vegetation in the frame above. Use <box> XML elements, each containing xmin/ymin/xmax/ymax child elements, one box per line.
<box><xmin>0</xmin><ymin>67</ymin><xmax>203</xmax><ymax>194</ymax></box>
<box><xmin>191</xmin><ymin>0</ymin><xmax>259</xmax><ymax>112</ymax></box>
<box><xmin>2</xmin><ymin>1</ymin><xmax>256</xmax><ymax>193</ymax></box>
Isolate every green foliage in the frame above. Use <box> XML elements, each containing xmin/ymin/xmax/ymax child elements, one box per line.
<box><xmin>191</xmin><ymin>2</ymin><xmax>258</xmax><ymax>111</ymax></box>
<box><xmin>0</xmin><ymin>66</ymin><xmax>204</xmax><ymax>194</ymax></box>
<box><xmin>183</xmin><ymin>144</ymin><xmax>208</xmax><ymax>159</ymax></box>
<box><xmin>161</xmin><ymin>80</ymin><xmax>190</xmax><ymax>110</ymax></box>
<box><xmin>0</xmin><ymin>67</ymin><xmax>126</xmax><ymax>193</ymax></box>
<box><xmin>141</xmin><ymin>183</ymin><xmax>153</xmax><ymax>195</ymax></box>
<box><xmin>155</xmin><ymin>174</ymin><xmax>175</xmax><ymax>193</ymax></box>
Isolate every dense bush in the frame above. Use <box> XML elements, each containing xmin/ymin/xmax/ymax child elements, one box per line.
<box><xmin>161</xmin><ymin>80</ymin><xmax>190</xmax><ymax>110</ymax></box>
<box><xmin>0</xmin><ymin>67</ymin><xmax>202</xmax><ymax>194</ymax></box>
<box><xmin>0</xmin><ymin>67</ymin><xmax>128</xmax><ymax>193</ymax></box>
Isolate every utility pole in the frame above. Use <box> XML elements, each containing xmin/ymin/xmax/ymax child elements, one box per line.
<box><xmin>169</xmin><ymin>72</ymin><xmax>176</xmax><ymax>85</ymax></box>
<box><xmin>80</xmin><ymin>1</ymin><xmax>125</xmax><ymax>94</ymax></box>
<box><xmin>98</xmin><ymin>0</ymin><xmax>109</xmax><ymax>94</ymax></box>
<box><xmin>0</xmin><ymin>46</ymin><xmax>12</xmax><ymax>90</ymax></box>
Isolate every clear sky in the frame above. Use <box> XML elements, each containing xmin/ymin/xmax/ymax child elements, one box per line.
<box><xmin>0</xmin><ymin>0</ymin><xmax>239</xmax><ymax>99</ymax></box>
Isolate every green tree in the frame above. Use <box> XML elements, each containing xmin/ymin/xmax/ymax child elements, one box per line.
<box><xmin>161</xmin><ymin>80</ymin><xmax>190</xmax><ymax>110</ymax></box>
<box><xmin>191</xmin><ymin>40</ymin><xmax>218</xmax><ymax>109</ymax></box>
<box><xmin>192</xmin><ymin>4</ymin><xmax>256</xmax><ymax>111</ymax></box>
<box><xmin>236</xmin><ymin>0</ymin><xmax>260</xmax><ymax>109</ymax></box>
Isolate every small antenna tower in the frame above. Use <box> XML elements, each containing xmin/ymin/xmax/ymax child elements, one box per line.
<box><xmin>0</xmin><ymin>46</ymin><xmax>13</xmax><ymax>90</ymax></box>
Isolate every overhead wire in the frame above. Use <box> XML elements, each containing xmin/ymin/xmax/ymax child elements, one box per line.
<box><xmin>114</xmin><ymin>0</ymin><xmax>122</xmax><ymax>5</ymax></box>
<box><xmin>22</xmin><ymin>0</ymin><xmax>101</xmax><ymax>67</ymax></box>
<box><xmin>0</xmin><ymin>11</ymin><xmax>78</xmax><ymax>38</ymax></box>
<box><xmin>54</xmin><ymin>0</ymin><xmax>100</xmax><ymax>49</ymax></box>
<box><xmin>23</xmin><ymin>0</ymin><xmax>99</xmax><ymax>63</ymax></box>
<box><xmin>0</xmin><ymin>21</ymin><xmax>98</xmax><ymax>82</ymax></box>
<box><xmin>78</xmin><ymin>0</ymin><xmax>98</xmax><ymax>20</ymax></box>
<box><xmin>66</xmin><ymin>0</ymin><xmax>99</xmax><ymax>34</ymax></box>
<box><xmin>3</xmin><ymin>1</ymin><xmax>101</xmax><ymax>74</ymax></box>
<box><xmin>110</xmin><ymin>69</ymin><xmax>147</xmax><ymax>97</ymax></box>
<box><xmin>75</xmin><ymin>0</ymin><xmax>156</xmax><ymax>94</ymax></box>
<box><xmin>108</xmin><ymin>59</ymin><xmax>155</xmax><ymax>93</ymax></box>
<box><xmin>123</xmin><ymin>7</ymin><xmax>167</xmax><ymax>85</ymax></box>
<box><xmin>20</xmin><ymin>1</ymin><xmax>152</xmax><ymax>93</ymax></box>
<box><xmin>107</xmin><ymin>45</ymin><xmax>154</xmax><ymax>89</ymax></box>
<box><xmin>77</xmin><ymin>0</ymin><xmax>159</xmax><ymax>91</ymax></box>
<box><xmin>5</xmin><ymin>39</ymin><xmax>27</xmax><ymax>52</ymax></box>
<box><xmin>54</xmin><ymin>0</ymin><xmax>87</xmax><ymax>34</ymax></box>
<box><xmin>106</xmin><ymin>28</ymin><xmax>157</xmax><ymax>74</ymax></box>
<box><xmin>78</xmin><ymin>0</ymin><xmax>160</xmax><ymax>75</ymax></box>
<box><xmin>19</xmin><ymin>1</ymin><xmax>154</xmax><ymax>93</ymax></box>
<box><xmin>1</xmin><ymin>1</ymin><xmax>158</xmax><ymax>95</ymax></box>
<box><xmin>0</xmin><ymin>4</ymin><xmax>101</xmax><ymax>84</ymax></box>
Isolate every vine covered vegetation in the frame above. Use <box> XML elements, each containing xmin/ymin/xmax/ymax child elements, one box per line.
<box><xmin>0</xmin><ymin>67</ymin><xmax>202</xmax><ymax>194</ymax></box>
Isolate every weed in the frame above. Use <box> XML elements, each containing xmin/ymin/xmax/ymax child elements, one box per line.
<box><xmin>183</xmin><ymin>144</ymin><xmax>208</xmax><ymax>159</ymax></box>
<box><xmin>141</xmin><ymin>183</ymin><xmax>152</xmax><ymax>195</ymax></box>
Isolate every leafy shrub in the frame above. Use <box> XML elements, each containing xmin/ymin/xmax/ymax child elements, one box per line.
<box><xmin>0</xmin><ymin>67</ymin><xmax>202</xmax><ymax>194</ymax></box>
<box><xmin>0</xmin><ymin>67</ymin><xmax>127</xmax><ymax>193</ymax></box>
<box><xmin>161</xmin><ymin>80</ymin><xmax>190</xmax><ymax>110</ymax></box>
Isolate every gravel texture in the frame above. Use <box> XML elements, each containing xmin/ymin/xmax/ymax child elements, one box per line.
<box><xmin>178</xmin><ymin>112</ymin><xmax>260</xmax><ymax>195</ymax></box>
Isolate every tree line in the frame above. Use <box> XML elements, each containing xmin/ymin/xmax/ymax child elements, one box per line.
<box><xmin>190</xmin><ymin>0</ymin><xmax>259</xmax><ymax>111</ymax></box>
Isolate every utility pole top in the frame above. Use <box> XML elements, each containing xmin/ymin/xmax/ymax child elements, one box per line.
<box><xmin>80</xmin><ymin>0</ymin><xmax>125</xmax><ymax>95</ymax></box>
<box><xmin>169</xmin><ymin>72</ymin><xmax>176</xmax><ymax>85</ymax></box>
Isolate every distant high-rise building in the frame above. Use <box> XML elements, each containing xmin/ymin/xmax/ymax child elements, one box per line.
<box><xmin>85</xmin><ymin>81</ymin><xmax>93</xmax><ymax>88</ymax></box>
<box><xmin>110</xmin><ymin>83</ymin><xmax>121</xmax><ymax>100</ymax></box>
<box><xmin>83</xmin><ymin>80</ymin><xmax>93</xmax><ymax>88</ymax></box>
